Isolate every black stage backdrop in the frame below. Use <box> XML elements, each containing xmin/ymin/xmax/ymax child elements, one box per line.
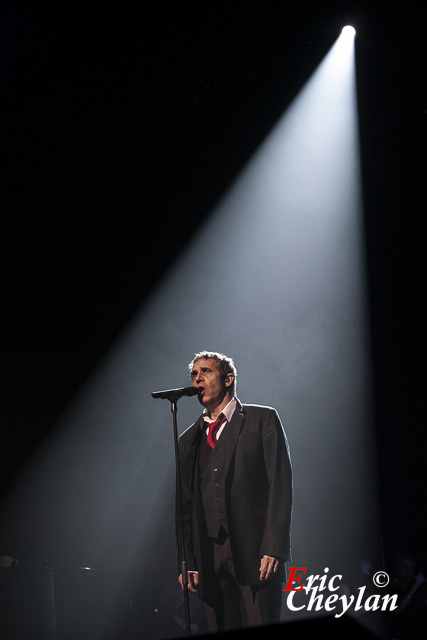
<box><xmin>1</xmin><ymin>1</ymin><xmax>425</xmax><ymax>638</ymax></box>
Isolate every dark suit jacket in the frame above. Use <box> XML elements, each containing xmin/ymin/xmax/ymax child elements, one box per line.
<box><xmin>176</xmin><ymin>400</ymin><xmax>293</xmax><ymax>597</ymax></box>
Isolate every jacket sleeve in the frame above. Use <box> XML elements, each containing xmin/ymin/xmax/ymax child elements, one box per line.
<box><xmin>259</xmin><ymin>408</ymin><xmax>293</xmax><ymax>561</ymax></box>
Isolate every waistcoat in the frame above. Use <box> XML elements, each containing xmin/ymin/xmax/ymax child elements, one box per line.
<box><xmin>198</xmin><ymin>426</ymin><xmax>229</xmax><ymax>538</ymax></box>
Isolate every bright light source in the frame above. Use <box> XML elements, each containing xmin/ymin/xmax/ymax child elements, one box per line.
<box><xmin>341</xmin><ymin>25</ymin><xmax>356</xmax><ymax>38</ymax></box>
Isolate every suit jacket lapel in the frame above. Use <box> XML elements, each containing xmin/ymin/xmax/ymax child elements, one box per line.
<box><xmin>223</xmin><ymin>402</ymin><xmax>246</xmax><ymax>476</ymax></box>
<box><xmin>187</xmin><ymin>416</ymin><xmax>204</xmax><ymax>494</ymax></box>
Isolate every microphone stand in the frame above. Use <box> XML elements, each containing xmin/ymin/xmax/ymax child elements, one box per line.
<box><xmin>171</xmin><ymin>398</ymin><xmax>192</xmax><ymax>637</ymax></box>
<box><xmin>152</xmin><ymin>387</ymin><xmax>196</xmax><ymax>637</ymax></box>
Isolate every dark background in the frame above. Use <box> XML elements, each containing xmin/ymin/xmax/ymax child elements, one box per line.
<box><xmin>1</xmin><ymin>0</ymin><xmax>425</xmax><ymax>623</ymax></box>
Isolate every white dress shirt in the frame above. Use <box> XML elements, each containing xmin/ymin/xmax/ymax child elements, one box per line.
<box><xmin>202</xmin><ymin>396</ymin><xmax>238</xmax><ymax>441</ymax></box>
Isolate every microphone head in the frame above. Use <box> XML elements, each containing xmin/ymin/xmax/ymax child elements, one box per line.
<box><xmin>183</xmin><ymin>386</ymin><xmax>199</xmax><ymax>397</ymax></box>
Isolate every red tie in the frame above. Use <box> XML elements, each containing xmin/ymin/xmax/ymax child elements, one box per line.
<box><xmin>206</xmin><ymin>414</ymin><xmax>226</xmax><ymax>448</ymax></box>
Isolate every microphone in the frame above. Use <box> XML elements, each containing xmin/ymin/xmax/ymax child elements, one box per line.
<box><xmin>151</xmin><ymin>386</ymin><xmax>199</xmax><ymax>401</ymax></box>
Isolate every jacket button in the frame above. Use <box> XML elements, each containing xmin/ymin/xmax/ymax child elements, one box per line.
<box><xmin>213</xmin><ymin>468</ymin><xmax>218</xmax><ymax>472</ymax></box>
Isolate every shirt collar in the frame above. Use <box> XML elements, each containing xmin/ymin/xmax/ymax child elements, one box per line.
<box><xmin>202</xmin><ymin>396</ymin><xmax>237</xmax><ymax>424</ymax></box>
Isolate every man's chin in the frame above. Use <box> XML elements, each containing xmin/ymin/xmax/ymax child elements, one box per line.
<box><xmin>196</xmin><ymin>391</ymin><xmax>205</xmax><ymax>404</ymax></box>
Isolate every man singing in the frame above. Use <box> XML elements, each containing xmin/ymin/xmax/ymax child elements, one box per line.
<box><xmin>176</xmin><ymin>351</ymin><xmax>293</xmax><ymax>631</ymax></box>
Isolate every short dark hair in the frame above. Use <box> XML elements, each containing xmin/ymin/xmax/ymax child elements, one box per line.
<box><xmin>189</xmin><ymin>351</ymin><xmax>237</xmax><ymax>397</ymax></box>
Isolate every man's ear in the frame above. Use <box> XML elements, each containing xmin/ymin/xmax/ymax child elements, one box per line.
<box><xmin>224</xmin><ymin>374</ymin><xmax>234</xmax><ymax>388</ymax></box>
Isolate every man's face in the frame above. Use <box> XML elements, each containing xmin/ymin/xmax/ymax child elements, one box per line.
<box><xmin>190</xmin><ymin>358</ymin><xmax>229</xmax><ymax>411</ymax></box>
